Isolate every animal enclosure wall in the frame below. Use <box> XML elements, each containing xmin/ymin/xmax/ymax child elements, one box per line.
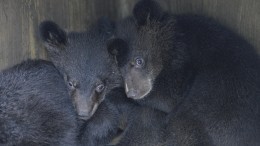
<box><xmin>0</xmin><ymin>0</ymin><xmax>259</xmax><ymax>70</ymax></box>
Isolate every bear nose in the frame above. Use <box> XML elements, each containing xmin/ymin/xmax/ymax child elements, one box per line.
<box><xmin>126</xmin><ymin>90</ymin><xmax>137</xmax><ymax>98</ymax></box>
<box><xmin>77</xmin><ymin>108</ymin><xmax>92</xmax><ymax>120</ymax></box>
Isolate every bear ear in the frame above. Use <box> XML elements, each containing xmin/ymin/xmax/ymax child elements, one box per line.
<box><xmin>39</xmin><ymin>20</ymin><xmax>67</xmax><ymax>52</ymax></box>
<box><xmin>133</xmin><ymin>0</ymin><xmax>164</xmax><ymax>26</ymax></box>
<box><xmin>96</xmin><ymin>17</ymin><xmax>115</xmax><ymax>35</ymax></box>
<box><xmin>107</xmin><ymin>38</ymin><xmax>128</xmax><ymax>67</ymax></box>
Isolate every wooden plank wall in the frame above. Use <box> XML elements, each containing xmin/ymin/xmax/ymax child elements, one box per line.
<box><xmin>0</xmin><ymin>0</ymin><xmax>259</xmax><ymax>70</ymax></box>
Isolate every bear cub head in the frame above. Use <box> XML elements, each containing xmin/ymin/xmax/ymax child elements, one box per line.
<box><xmin>39</xmin><ymin>18</ymin><xmax>121</xmax><ymax>120</ymax></box>
<box><xmin>108</xmin><ymin>0</ymin><xmax>184</xmax><ymax>100</ymax></box>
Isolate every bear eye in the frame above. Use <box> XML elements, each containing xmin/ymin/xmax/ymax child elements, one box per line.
<box><xmin>65</xmin><ymin>75</ymin><xmax>78</xmax><ymax>89</ymax></box>
<box><xmin>96</xmin><ymin>84</ymin><xmax>105</xmax><ymax>93</ymax></box>
<box><xmin>68</xmin><ymin>82</ymin><xmax>73</xmax><ymax>87</ymax></box>
<box><xmin>67</xmin><ymin>80</ymin><xmax>78</xmax><ymax>89</ymax></box>
<box><xmin>135</xmin><ymin>57</ymin><xmax>145</xmax><ymax>68</ymax></box>
<box><xmin>68</xmin><ymin>81</ymin><xmax>77</xmax><ymax>88</ymax></box>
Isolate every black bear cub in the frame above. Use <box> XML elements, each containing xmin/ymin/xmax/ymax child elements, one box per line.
<box><xmin>39</xmin><ymin>18</ymin><xmax>123</xmax><ymax>146</ymax></box>
<box><xmin>39</xmin><ymin>18</ymin><xmax>121</xmax><ymax>121</ymax></box>
<box><xmin>0</xmin><ymin>60</ymin><xmax>77</xmax><ymax>146</ymax></box>
<box><xmin>108</xmin><ymin>0</ymin><xmax>260</xmax><ymax>145</ymax></box>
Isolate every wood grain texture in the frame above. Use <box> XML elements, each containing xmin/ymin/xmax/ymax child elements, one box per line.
<box><xmin>0</xmin><ymin>0</ymin><xmax>259</xmax><ymax>70</ymax></box>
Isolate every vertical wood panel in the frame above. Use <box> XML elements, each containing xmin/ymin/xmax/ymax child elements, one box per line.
<box><xmin>0</xmin><ymin>0</ymin><xmax>259</xmax><ymax>70</ymax></box>
<box><xmin>0</xmin><ymin>0</ymin><xmax>118</xmax><ymax>70</ymax></box>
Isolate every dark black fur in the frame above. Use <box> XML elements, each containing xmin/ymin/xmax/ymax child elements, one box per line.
<box><xmin>109</xmin><ymin>0</ymin><xmax>260</xmax><ymax>145</ymax></box>
<box><xmin>0</xmin><ymin>60</ymin><xmax>77</xmax><ymax>146</ymax></box>
<box><xmin>115</xmin><ymin>105</ymin><xmax>167</xmax><ymax>146</ymax></box>
<box><xmin>104</xmin><ymin>87</ymin><xmax>167</xmax><ymax>146</ymax></box>
<box><xmin>78</xmin><ymin>94</ymin><xmax>120</xmax><ymax>146</ymax></box>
